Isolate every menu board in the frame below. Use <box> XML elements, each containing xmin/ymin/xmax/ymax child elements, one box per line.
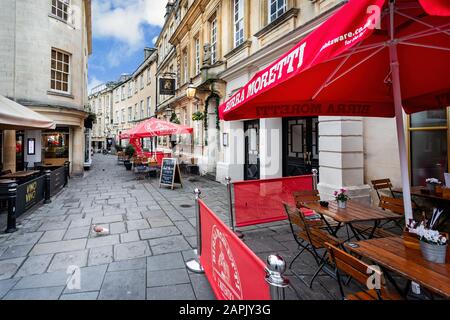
<box><xmin>159</xmin><ymin>158</ymin><xmax>182</xmax><ymax>189</ymax></box>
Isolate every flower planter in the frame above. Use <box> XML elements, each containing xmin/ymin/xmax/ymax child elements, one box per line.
<box><xmin>337</xmin><ymin>200</ymin><xmax>347</xmax><ymax>209</ymax></box>
<box><xmin>420</xmin><ymin>241</ymin><xmax>447</xmax><ymax>264</ymax></box>
<box><xmin>124</xmin><ymin>161</ymin><xmax>132</xmax><ymax>171</ymax></box>
<box><xmin>426</xmin><ymin>183</ymin><xmax>436</xmax><ymax>193</ymax></box>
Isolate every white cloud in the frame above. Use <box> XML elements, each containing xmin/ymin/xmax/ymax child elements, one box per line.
<box><xmin>152</xmin><ymin>36</ymin><xmax>159</xmax><ymax>45</ymax></box>
<box><xmin>92</xmin><ymin>0</ymin><xmax>166</xmax><ymax>61</ymax></box>
<box><xmin>88</xmin><ymin>76</ymin><xmax>103</xmax><ymax>93</ymax></box>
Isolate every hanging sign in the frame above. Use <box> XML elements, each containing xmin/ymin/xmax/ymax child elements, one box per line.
<box><xmin>159</xmin><ymin>158</ymin><xmax>182</xmax><ymax>189</ymax></box>
<box><xmin>159</xmin><ymin>78</ymin><xmax>176</xmax><ymax>95</ymax></box>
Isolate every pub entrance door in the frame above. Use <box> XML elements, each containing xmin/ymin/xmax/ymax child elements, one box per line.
<box><xmin>244</xmin><ymin>120</ymin><xmax>260</xmax><ymax>180</ymax></box>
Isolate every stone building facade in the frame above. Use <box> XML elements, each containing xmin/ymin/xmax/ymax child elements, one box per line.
<box><xmin>0</xmin><ymin>0</ymin><xmax>92</xmax><ymax>175</ymax></box>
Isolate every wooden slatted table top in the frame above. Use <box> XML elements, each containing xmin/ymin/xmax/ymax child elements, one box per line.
<box><xmin>345</xmin><ymin>236</ymin><xmax>450</xmax><ymax>298</ymax></box>
<box><xmin>303</xmin><ymin>200</ymin><xmax>402</xmax><ymax>224</ymax></box>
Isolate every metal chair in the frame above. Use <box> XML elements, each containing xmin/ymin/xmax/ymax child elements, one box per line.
<box><xmin>284</xmin><ymin>203</ymin><xmax>343</xmax><ymax>289</ymax></box>
<box><xmin>325</xmin><ymin>242</ymin><xmax>402</xmax><ymax>300</ymax></box>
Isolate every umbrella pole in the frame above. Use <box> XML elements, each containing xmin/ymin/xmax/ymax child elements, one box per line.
<box><xmin>389</xmin><ymin>0</ymin><xmax>413</xmax><ymax>224</ymax></box>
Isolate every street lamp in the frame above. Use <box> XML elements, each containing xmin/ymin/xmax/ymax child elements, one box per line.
<box><xmin>186</xmin><ymin>79</ymin><xmax>196</xmax><ymax>99</ymax></box>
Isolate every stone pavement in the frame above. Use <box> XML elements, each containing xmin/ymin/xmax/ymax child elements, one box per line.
<box><xmin>0</xmin><ymin>154</ymin><xmax>362</xmax><ymax>300</ymax></box>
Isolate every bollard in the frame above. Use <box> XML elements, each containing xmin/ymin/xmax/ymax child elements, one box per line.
<box><xmin>64</xmin><ymin>161</ymin><xmax>70</xmax><ymax>187</ymax></box>
<box><xmin>44</xmin><ymin>170</ymin><xmax>52</xmax><ymax>204</ymax></box>
<box><xmin>225</xmin><ymin>177</ymin><xmax>243</xmax><ymax>238</ymax></box>
<box><xmin>186</xmin><ymin>188</ymin><xmax>205</xmax><ymax>274</ymax></box>
<box><xmin>265</xmin><ymin>255</ymin><xmax>290</xmax><ymax>300</ymax></box>
<box><xmin>312</xmin><ymin>169</ymin><xmax>318</xmax><ymax>190</ymax></box>
<box><xmin>0</xmin><ymin>180</ymin><xmax>18</xmax><ymax>233</ymax></box>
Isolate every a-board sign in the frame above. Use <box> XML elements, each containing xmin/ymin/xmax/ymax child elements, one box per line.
<box><xmin>159</xmin><ymin>158</ymin><xmax>182</xmax><ymax>189</ymax></box>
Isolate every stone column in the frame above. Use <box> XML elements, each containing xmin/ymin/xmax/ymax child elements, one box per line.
<box><xmin>317</xmin><ymin>116</ymin><xmax>371</xmax><ymax>205</ymax></box>
<box><xmin>71</xmin><ymin>126</ymin><xmax>84</xmax><ymax>176</ymax></box>
<box><xmin>260</xmin><ymin>118</ymin><xmax>283</xmax><ymax>179</ymax></box>
<box><xmin>216</xmin><ymin>120</ymin><xmax>245</xmax><ymax>182</ymax></box>
<box><xmin>3</xmin><ymin>130</ymin><xmax>16</xmax><ymax>173</ymax></box>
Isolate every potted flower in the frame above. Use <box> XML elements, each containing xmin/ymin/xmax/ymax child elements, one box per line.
<box><xmin>425</xmin><ymin>178</ymin><xmax>441</xmax><ymax>193</ymax></box>
<box><xmin>334</xmin><ymin>189</ymin><xmax>349</xmax><ymax>209</ymax></box>
<box><xmin>124</xmin><ymin>145</ymin><xmax>135</xmax><ymax>170</ymax></box>
<box><xmin>407</xmin><ymin>209</ymin><xmax>448</xmax><ymax>264</ymax></box>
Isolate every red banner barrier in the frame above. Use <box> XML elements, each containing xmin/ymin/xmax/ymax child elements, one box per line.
<box><xmin>233</xmin><ymin>175</ymin><xmax>313</xmax><ymax>227</ymax></box>
<box><xmin>199</xmin><ymin>200</ymin><xmax>270</xmax><ymax>300</ymax></box>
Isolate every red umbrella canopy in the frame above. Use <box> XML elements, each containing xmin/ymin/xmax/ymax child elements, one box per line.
<box><xmin>125</xmin><ymin>118</ymin><xmax>193</xmax><ymax>139</ymax></box>
<box><xmin>219</xmin><ymin>0</ymin><xmax>450</xmax><ymax>121</ymax></box>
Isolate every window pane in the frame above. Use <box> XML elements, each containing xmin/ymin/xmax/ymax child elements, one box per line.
<box><xmin>410</xmin><ymin>109</ymin><xmax>447</xmax><ymax>128</ymax></box>
<box><xmin>410</xmin><ymin>130</ymin><xmax>448</xmax><ymax>185</ymax></box>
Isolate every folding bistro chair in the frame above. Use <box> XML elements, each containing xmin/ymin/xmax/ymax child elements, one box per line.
<box><xmin>325</xmin><ymin>243</ymin><xmax>402</xmax><ymax>300</ymax></box>
<box><xmin>284</xmin><ymin>203</ymin><xmax>343</xmax><ymax>289</ymax></box>
<box><xmin>371</xmin><ymin>179</ymin><xmax>395</xmax><ymax>200</ymax></box>
<box><xmin>292</xmin><ymin>190</ymin><xmax>339</xmax><ymax>232</ymax></box>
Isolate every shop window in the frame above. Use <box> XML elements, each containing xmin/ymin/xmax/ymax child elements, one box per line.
<box><xmin>42</xmin><ymin>129</ymin><xmax>69</xmax><ymax>164</ymax></box>
<box><xmin>409</xmin><ymin>109</ymin><xmax>448</xmax><ymax>186</ymax></box>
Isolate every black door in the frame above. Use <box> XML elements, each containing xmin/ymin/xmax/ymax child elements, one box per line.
<box><xmin>244</xmin><ymin>120</ymin><xmax>260</xmax><ymax>180</ymax></box>
<box><xmin>283</xmin><ymin>117</ymin><xmax>319</xmax><ymax>176</ymax></box>
<box><xmin>16</xmin><ymin>131</ymin><xmax>25</xmax><ymax>171</ymax></box>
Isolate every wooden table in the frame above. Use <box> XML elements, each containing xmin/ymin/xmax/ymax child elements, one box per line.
<box><xmin>345</xmin><ymin>236</ymin><xmax>450</xmax><ymax>299</ymax></box>
<box><xmin>394</xmin><ymin>186</ymin><xmax>450</xmax><ymax>202</ymax></box>
<box><xmin>303</xmin><ymin>200</ymin><xmax>402</xmax><ymax>240</ymax></box>
<box><xmin>0</xmin><ymin>170</ymin><xmax>40</xmax><ymax>179</ymax></box>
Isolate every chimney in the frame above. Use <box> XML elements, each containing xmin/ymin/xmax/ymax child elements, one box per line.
<box><xmin>144</xmin><ymin>47</ymin><xmax>155</xmax><ymax>60</ymax></box>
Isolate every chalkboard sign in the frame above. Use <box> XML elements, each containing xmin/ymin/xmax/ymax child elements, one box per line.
<box><xmin>159</xmin><ymin>158</ymin><xmax>182</xmax><ymax>189</ymax></box>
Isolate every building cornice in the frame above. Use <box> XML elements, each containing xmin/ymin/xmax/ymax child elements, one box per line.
<box><xmin>84</xmin><ymin>0</ymin><xmax>92</xmax><ymax>55</ymax></box>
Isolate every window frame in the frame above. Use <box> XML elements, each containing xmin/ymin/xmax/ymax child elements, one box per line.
<box><xmin>268</xmin><ymin>0</ymin><xmax>287</xmax><ymax>24</ymax></box>
<box><xmin>210</xmin><ymin>15</ymin><xmax>218</xmax><ymax>64</ymax></box>
<box><xmin>50</xmin><ymin>48</ymin><xmax>71</xmax><ymax>94</ymax></box>
<box><xmin>195</xmin><ymin>37</ymin><xmax>201</xmax><ymax>75</ymax></box>
<box><xmin>234</xmin><ymin>0</ymin><xmax>244</xmax><ymax>48</ymax></box>
<box><xmin>51</xmin><ymin>0</ymin><xmax>70</xmax><ymax>22</ymax></box>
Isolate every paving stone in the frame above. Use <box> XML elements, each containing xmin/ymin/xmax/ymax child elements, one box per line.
<box><xmin>146</xmin><ymin>216</ymin><xmax>174</xmax><ymax>228</ymax></box>
<box><xmin>146</xmin><ymin>252</ymin><xmax>185</xmax><ymax>271</ymax></box>
<box><xmin>126</xmin><ymin>219</ymin><xmax>150</xmax><ymax>231</ymax></box>
<box><xmin>92</xmin><ymin>215</ymin><xmax>123</xmax><ymax>224</ymax></box>
<box><xmin>98</xmin><ymin>269</ymin><xmax>146</xmax><ymax>300</ymax></box>
<box><xmin>69</xmin><ymin>218</ymin><xmax>92</xmax><ymax>228</ymax></box>
<box><xmin>0</xmin><ymin>257</ymin><xmax>26</xmax><ymax>280</ymax></box>
<box><xmin>48</xmin><ymin>250</ymin><xmax>89</xmax><ymax>272</ymax></box>
<box><xmin>109</xmin><ymin>222</ymin><xmax>126</xmax><ymax>234</ymax></box>
<box><xmin>139</xmin><ymin>226</ymin><xmax>180</xmax><ymax>240</ymax></box>
<box><xmin>88</xmin><ymin>246</ymin><xmax>113</xmax><ymax>266</ymax></box>
<box><xmin>3</xmin><ymin>286</ymin><xmax>64</xmax><ymax>300</ymax></box>
<box><xmin>15</xmin><ymin>254</ymin><xmax>53</xmax><ymax>277</ymax></box>
<box><xmin>146</xmin><ymin>284</ymin><xmax>196</xmax><ymax>300</ymax></box>
<box><xmin>3</xmin><ymin>232</ymin><xmax>43</xmax><ymax>246</ymax></box>
<box><xmin>0</xmin><ymin>244</ymin><xmax>33</xmax><ymax>260</ymax></box>
<box><xmin>14</xmin><ymin>270</ymin><xmax>68</xmax><ymax>289</ymax></box>
<box><xmin>189</xmin><ymin>273</ymin><xmax>215</xmax><ymax>300</ymax></box>
<box><xmin>147</xmin><ymin>268</ymin><xmax>190</xmax><ymax>287</ymax></box>
<box><xmin>39</xmin><ymin>230</ymin><xmax>66</xmax><ymax>243</ymax></box>
<box><xmin>108</xmin><ymin>257</ymin><xmax>146</xmax><ymax>272</ymax></box>
<box><xmin>120</xmin><ymin>231</ymin><xmax>140</xmax><ymax>243</ymax></box>
<box><xmin>63</xmin><ymin>226</ymin><xmax>90</xmax><ymax>240</ymax></box>
<box><xmin>149</xmin><ymin>236</ymin><xmax>191</xmax><ymax>255</ymax></box>
<box><xmin>60</xmin><ymin>291</ymin><xmax>99</xmax><ymax>300</ymax></box>
<box><xmin>86</xmin><ymin>235</ymin><xmax>119</xmax><ymax>248</ymax></box>
<box><xmin>30</xmin><ymin>239</ymin><xmax>87</xmax><ymax>256</ymax></box>
<box><xmin>64</xmin><ymin>265</ymin><xmax>108</xmax><ymax>294</ymax></box>
<box><xmin>114</xmin><ymin>241</ymin><xmax>152</xmax><ymax>261</ymax></box>
<box><xmin>38</xmin><ymin>221</ymin><xmax>70</xmax><ymax>231</ymax></box>
<box><xmin>0</xmin><ymin>278</ymin><xmax>20</xmax><ymax>299</ymax></box>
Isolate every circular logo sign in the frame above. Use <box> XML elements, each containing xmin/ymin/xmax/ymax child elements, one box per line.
<box><xmin>211</xmin><ymin>225</ymin><xmax>242</xmax><ymax>300</ymax></box>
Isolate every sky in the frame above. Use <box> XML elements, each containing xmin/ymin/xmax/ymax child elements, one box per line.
<box><xmin>88</xmin><ymin>0</ymin><xmax>167</xmax><ymax>93</ymax></box>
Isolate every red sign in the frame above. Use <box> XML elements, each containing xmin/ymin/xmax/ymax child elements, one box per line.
<box><xmin>199</xmin><ymin>200</ymin><xmax>270</xmax><ymax>300</ymax></box>
<box><xmin>233</xmin><ymin>175</ymin><xmax>313</xmax><ymax>227</ymax></box>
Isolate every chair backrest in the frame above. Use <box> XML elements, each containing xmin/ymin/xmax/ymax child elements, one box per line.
<box><xmin>33</xmin><ymin>162</ymin><xmax>42</xmax><ymax>167</ymax></box>
<box><xmin>325</xmin><ymin>242</ymin><xmax>385</xmax><ymax>290</ymax></box>
<box><xmin>371</xmin><ymin>178</ymin><xmax>394</xmax><ymax>199</ymax></box>
<box><xmin>283</xmin><ymin>203</ymin><xmax>310</xmax><ymax>245</ymax></box>
<box><xmin>379</xmin><ymin>196</ymin><xmax>405</xmax><ymax>215</ymax></box>
<box><xmin>293</xmin><ymin>190</ymin><xmax>320</xmax><ymax>209</ymax></box>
